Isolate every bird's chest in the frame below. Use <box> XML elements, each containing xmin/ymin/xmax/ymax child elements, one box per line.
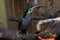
<box><xmin>22</xmin><ymin>15</ymin><xmax>32</xmax><ymax>25</ymax></box>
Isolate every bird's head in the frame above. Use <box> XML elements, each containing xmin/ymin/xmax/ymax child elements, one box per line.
<box><xmin>27</xmin><ymin>5</ymin><xmax>44</xmax><ymax>14</ymax></box>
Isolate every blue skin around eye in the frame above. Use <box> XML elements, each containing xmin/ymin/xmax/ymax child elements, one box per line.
<box><xmin>28</xmin><ymin>8</ymin><xmax>32</xmax><ymax>12</ymax></box>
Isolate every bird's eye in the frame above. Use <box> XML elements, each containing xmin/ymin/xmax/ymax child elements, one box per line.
<box><xmin>30</xmin><ymin>9</ymin><xmax>31</xmax><ymax>11</ymax></box>
<box><xmin>29</xmin><ymin>9</ymin><xmax>31</xmax><ymax>11</ymax></box>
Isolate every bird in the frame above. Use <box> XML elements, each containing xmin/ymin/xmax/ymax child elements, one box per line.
<box><xmin>8</xmin><ymin>5</ymin><xmax>44</xmax><ymax>31</ymax></box>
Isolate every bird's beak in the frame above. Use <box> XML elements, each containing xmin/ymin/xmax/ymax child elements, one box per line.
<box><xmin>33</xmin><ymin>5</ymin><xmax>44</xmax><ymax>9</ymax></box>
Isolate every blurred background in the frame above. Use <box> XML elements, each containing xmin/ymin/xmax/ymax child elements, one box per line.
<box><xmin>0</xmin><ymin>0</ymin><xmax>60</xmax><ymax>33</ymax></box>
